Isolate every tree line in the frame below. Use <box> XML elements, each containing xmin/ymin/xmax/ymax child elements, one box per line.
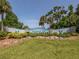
<box><xmin>39</xmin><ymin>4</ymin><xmax>79</xmax><ymax>32</ymax></box>
<box><xmin>0</xmin><ymin>0</ymin><xmax>28</xmax><ymax>31</ymax></box>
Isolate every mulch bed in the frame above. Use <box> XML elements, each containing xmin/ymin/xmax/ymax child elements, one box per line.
<box><xmin>0</xmin><ymin>38</ymin><xmax>28</xmax><ymax>48</ymax></box>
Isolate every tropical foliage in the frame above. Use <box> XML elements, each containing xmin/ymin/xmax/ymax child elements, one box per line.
<box><xmin>39</xmin><ymin>4</ymin><xmax>79</xmax><ymax>31</ymax></box>
<box><xmin>0</xmin><ymin>31</ymin><xmax>7</xmax><ymax>40</ymax></box>
<box><xmin>0</xmin><ymin>0</ymin><xmax>11</xmax><ymax>31</ymax></box>
<box><xmin>39</xmin><ymin>16</ymin><xmax>47</xmax><ymax>28</ymax></box>
<box><xmin>7</xmin><ymin>32</ymin><xmax>27</xmax><ymax>39</ymax></box>
<box><xmin>0</xmin><ymin>0</ymin><xmax>28</xmax><ymax>30</ymax></box>
<box><xmin>3</xmin><ymin>11</ymin><xmax>28</xmax><ymax>29</ymax></box>
<box><xmin>76</xmin><ymin>4</ymin><xmax>79</xmax><ymax>32</ymax></box>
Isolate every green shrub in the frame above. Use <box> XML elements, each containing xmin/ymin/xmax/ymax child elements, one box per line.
<box><xmin>0</xmin><ymin>31</ymin><xmax>7</xmax><ymax>37</ymax></box>
<box><xmin>60</xmin><ymin>32</ymin><xmax>79</xmax><ymax>37</ymax></box>
<box><xmin>27</xmin><ymin>32</ymin><xmax>59</xmax><ymax>37</ymax></box>
<box><xmin>28</xmin><ymin>32</ymin><xmax>59</xmax><ymax>37</ymax></box>
<box><xmin>27</xmin><ymin>32</ymin><xmax>79</xmax><ymax>37</ymax></box>
<box><xmin>7</xmin><ymin>32</ymin><xmax>27</xmax><ymax>39</ymax></box>
<box><xmin>70</xmin><ymin>32</ymin><xmax>79</xmax><ymax>36</ymax></box>
<box><xmin>0</xmin><ymin>31</ymin><xmax>7</xmax><ymax>40</ymax></box>
<box><xmin>60</xmin><ymin>32</ymin><xmax>71</xmax><ymax>37</ymax></box>
<box><xmin>28</xmin><ymin>33</ymin><xmax>38</xmax><ymax>37</ymax></box>
<box><xmin>52</xmin><ymin>32</ymin><xmax>59</xmax><ymax>36</ymax></box>
<box><xmin>20</xmin><ymin>32</ymin><xmax>27</xmax><ymax>37</ymax></box>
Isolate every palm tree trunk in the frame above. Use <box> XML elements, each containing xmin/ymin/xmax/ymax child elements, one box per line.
<box><xmin>1</xmin><ymin>13</ymin><xmax>4</xmax><ymax>31</ymax></box>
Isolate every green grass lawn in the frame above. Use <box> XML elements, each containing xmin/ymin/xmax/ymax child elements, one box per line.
<box><xmin>0</xmin><ymin>39</ymin><xmax>79</xmax><ymax>59</ymax></box>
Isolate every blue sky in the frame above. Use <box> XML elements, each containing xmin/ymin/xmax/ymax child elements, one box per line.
<box><xmin>9</xmin><ymin>0</ymin><xmax>79</xmax><ymax>28</ymax></box>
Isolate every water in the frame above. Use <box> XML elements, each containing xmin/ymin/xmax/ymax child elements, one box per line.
<box><xmin>29</xmin><ymin>28</ymin><xmax>49</xmax><ymax>33</ymax></box>
<box><xmin>28</xmin><ymin>27</ymin><xmax>76</xmax><ymax>33</ymax></box>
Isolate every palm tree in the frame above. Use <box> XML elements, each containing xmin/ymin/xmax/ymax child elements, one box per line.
<box><xmin>46</xmin><ymin>16</ymin><xmax>53</xmax><ymax>27</ymax></box>
<box><xmin>76</xmin><ymin>4</ymin><xmax>79</xmax><ymax>32</ymax></box>
<box><xmin>39</xmin><ymin>16</ymin><xmax>47</xmax><ymax>29</ymax></box>
<box><xmin>68</xmin><ymin>5</ymin><xmax>74</xmax><ymax>26</ymax></box>
<box><xmin>53</xmin><ymin>6</ymin><xmax>62</xmax><ymax>24</ymax></box>
<box><xmin>68</xmin><ymin>4</ymin><xmax>73</xmax><ymax>16</ymax></box>
<box><xmin>0</xmin><ymin>0</ymin><xmax>11</xmax><ymax>31</ymax></box>
<box><xmin>46</xmin><ymin>16</ymin><xmax>54</xmax><ymax>35</ymax></box>
<box><xmin>53</xmin><ymin>6</ymin><xmax>61</xmax><ymax>12</ymax></box>
<box><xmin>46</xmin><ymin>10</ymin><xmax>53</xmax><ymax>16</ymax></box>
<box><xmin>68</xmin><ymin>5</ymin><xmax>78</xmax><ymax>32</ymax></box>
<box><xmin>76</xmin><ymin>4</ymin><xmax>79</xmax><ymax>15</ymax></box>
